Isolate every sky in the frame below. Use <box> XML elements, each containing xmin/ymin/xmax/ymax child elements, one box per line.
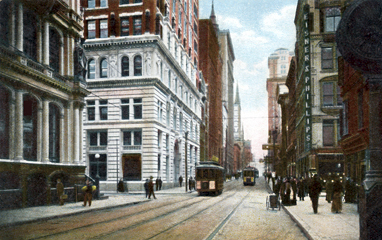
<box><xmin>199</xmin><ymin>0</ymin><xmax>298</xmax><ymax>160</ymax></box>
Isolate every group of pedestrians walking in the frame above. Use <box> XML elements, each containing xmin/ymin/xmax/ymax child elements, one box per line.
<box><xmin>272</xmin><ymin>174</ymin><xmax>357</xmax><ymax>214</ymax></box>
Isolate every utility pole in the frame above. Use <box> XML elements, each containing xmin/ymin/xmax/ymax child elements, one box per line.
<box><xmin>185</xmin><ymin>131</ymin><xmax>188</xmax><ymax>193</ymax></box>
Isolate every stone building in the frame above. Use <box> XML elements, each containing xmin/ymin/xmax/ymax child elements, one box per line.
<box><xmin>0</xmin><ymin>0</ymin><xmax>88</xmax><ymax>209</ymax></box>
<box><xmin>81</xmin><ymin>0</ymin><xmax>202</xmax><ymax>191</ymax></box>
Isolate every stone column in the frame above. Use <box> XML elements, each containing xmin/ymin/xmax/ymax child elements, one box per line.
<box><xmin>9</xmin><ymin>1</ymin><xmax>15</xmax><ymax>46</ymax></box>
<box><xmin>359</xmin><ymin>76</ymin><xmax>382</xmax><ymax>240</ymax></box>
<box><xmin>37</xmin><ymin>103</ymin><xmax>42</xmax><ymax>162</ymax></box>
<box><xmin>9</xmin><ymin>97</ymin><xmax>15</xmax><ymax>159</ymax></box>
<box><xmin>73</xmin><ymin>103</ymin><xmax>80</xmax><ymax>164</ymax></box>
<box><xmin>15</xmin><ymin>91</ymin><xmax>23</xmax><ymax>160</ymax></box>
<box><xmin>60</xmin><ymin>112</ymin><xmax>65</xmax><ymax>163</ymax></box>
<box><xmin>42</xmin><ymin>100</ymin><xmax>49</xmax><ymax>162</ymax></box>
<box><xmin>65</xmin><ymin>102</ymin><xmax>73</xmax><ymax>163</ymax></box>
<box><xmin>37</xmin><ymin>17</ymin><xmax>42</xmax><ymax>63</ymax></box>
<box><xmin>43</xmin><ymin>21</ymin><xmax>49</xmax><ymax>66</ymax></box>
<box><xmin>16</xmin><ymin>2</ymin><xmax>23</xmax><ymax>52</ymax></box>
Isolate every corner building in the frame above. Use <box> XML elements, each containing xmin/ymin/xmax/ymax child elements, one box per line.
<box><xmin>293</xmin><ymin>0</ymin><xmax>345</xmax><ymax>180</ymax></box>
<box><xmin>0</xmin><ymin>0</ymin><xmax>88</xmax><ymax>209</ymax></box>
<box><xmin>82</xmin><ymin>0</ymin><xmax>202</xmax><ymax>191</ymax></box>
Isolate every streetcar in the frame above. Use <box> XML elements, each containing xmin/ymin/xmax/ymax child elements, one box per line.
<box><xmin>243</xmin><ymin>167</ymin><xmax>258</xmax><ymax>186</ymax></box>
<box><xmin>196</xmin><ymin>161</ymin><xmax>225</xmax><ymax>196</ymax></box>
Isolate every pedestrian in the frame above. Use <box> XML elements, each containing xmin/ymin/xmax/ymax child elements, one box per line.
<box><xmin>309</xmin><ymin>174</ymin><xmax>322</xmax><ymax>214</ymax></box>
<box><xmin>83</xmin><ymin>179</ymin><xmax>94</xmax><ymax>207</ymax></box>
<box><xmin>179</xmin><ymin>175</ymin><xmax>183</xmax><ymax>187</ymax></box>
<box><xmin>291</xmin><ymin>177</ymin><xmax>297</xmax><ymax>205</ymax></box>
<box><xmin>279</xmin><ymin>178</ymin><xmax>286</xmax><ymax>204</ymax></box>
<box><xmin>274</xmin><ymin>176</ymin><xmax>281</xmax><ymax>199</ymax></box>
<box><xmin>156</xmin><ymin>177</ymin><xmax>159</xmax><ymax>191</ymax></box>
<box><xmin>118</xmin><ymin>178</ymin><xmax>125</xmax><ymax>192</ymax></box>
<box><xmin>325</xmin><ymin>179</ymin><xmax>333</xmax><ymax>203</ymax></box>
<box><xmin>56</xmin><ymin>178</ymin><xmax>65</xmax><ymax>206</ymax></box>
<box><xmin>144</xmin><ymin>179</ymin><xmax>149</xmax><ymax>198</ymax></box>
<box><xmin>345</xmin><ymin>178</ymin><xmax>356</xmax><ymax>203</ymax></box>
<box><xmin>148</xmin><ymin>176</ymin><xmax>156</xmax><ymax>199</ymax></box>
<box><xmin>284</xmin><ymin>178</ymin><xmax>291</xmax><ymax>205</ymax></box>
<box><xmin>159</xmin><ymin>177</ymin><xmax>162</xmax><ymax>190</ymax></box>
<box><xmin>297</xmin><ymin>177</ymin><xmax>305</xmax><ymax>201</ymax></box>
<box><xmin>332</xmin><ymin>179</ymin><xmax>343</xmax><ymax>213</ymax></box>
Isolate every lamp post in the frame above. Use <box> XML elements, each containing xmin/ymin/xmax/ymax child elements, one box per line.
<box><xmin>185</xmin><ymin>131</ymin><xmax>188</xmax><ymax>193</ymax></box>
<box><xmin>95</xmin><ymin>153</ymin><xmax>100</xmax><ymax>199</ymax></box>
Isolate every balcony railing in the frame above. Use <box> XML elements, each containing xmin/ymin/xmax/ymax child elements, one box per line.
<box><xmin>123</xmin><ymin>145</ymin><xmax>141</xmax><ymax>151</ymax></box>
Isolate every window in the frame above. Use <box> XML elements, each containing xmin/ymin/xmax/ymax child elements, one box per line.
<box><xmin>342</xmin><ymin>101</ymin><xmax>349</xmax><ymax>135</ymax></box>
<box><xmin>134</xmin><ymin>55</ymin><xmax>142</xmax><ymax>76</ymax></box>
<box><xmin>134</xmin><ymin>0</ymin><xmax>142</xmax><ymax>3</ymax></box>
<box><xmin>120</xmin><ymin>0</ymin><xmax>129</xmax><ymax>5</ymax></box>
<box><xmin>100</xmin><ymin>0</ymin><xmax>107</xmax><ymax>7</ymax></box>
<box><xmin>88</xmin><ymin>21</ymin><xmax>96</xmax><ymax>39</ymax></box>
<box><xmin>133</xmin><ymin>98</ymin><xmax>142</xmax><ymax>119</ymax></box>
<box><xmin>323</xmin><ymin>120</ymin><xmax>334</xmax><ymax>146</ymax></box>
<box><xmin>121</xmin><ymin>98</ymin><xmax>130</xmax><ymax>120</ymax></box>
<box><xmin>23</xmin><ymin>11</ymin><xmax>37</xmax><ymax>60</ymax></box>
<box><xmin>100</xmin><ymin>58</ymin><xmax>108</xmax><ymax>78</ymax></box>
<box><xmin>194</xmin><ymin>3</ymin><xmax>198</xmax><ymax>18</ymax></box>
<box><xmin>168</xmin><ymin>71</ymin><xmax>171</xmax><ymax>88</ymax></box>
<box><xmin>323</xmin><ymin>82</ymin><xmax>334</xmax><ymax>106</ymax></box>
<box><xmin>358</xmin><ymin>89</ymin><xmax>364</xmax><ymax>129</ymax></box>
<box><xmin>158</xmin><ymin>101</ymin><xmax>163</xmax><ymax>122</ymax></box>
<box><xmin>100</xmin><ymin>19</ymin><xmax>108</xmax><ymax>38</ymax></box>
<box><xmin>89</xmin><ymin>154</ymin><xmax>107</xmax><ymax>180</ymax></box>
<box><xmin>121</xmin><ymin>18</ymin><xmax>129</xmax><ymax>36</ymax></box>
<box><xmin>87</xmin><ymin>100</ymin><xmax>95</xmax><ymax>121</ymax></box>
<box><xmin>337</xmin><ymin>85</ymin><xmax>342</xmax><ymax>105</ymax></box>
<box><xmin>325</xmin><ymin>7</ymin><xmax>341</xmax><ymax>32</ymax></box>
<box><xmin>322</xmin><ymin>47</ymin><xmax>333</xmax><ymax>69</ymax></box>
<box><xmin>123</xmin><ymin>130</ymin><xmax>142</xmax><ymax>146</ymax></box>
<box><xmin>133</xmin><ymin>16</ymin><xmax>142</xmax><ymax>35</ymax></box>
<box><xmin>166</xmin><ymin>103</ymin><xmax>170</xmax><ymax>127</ymax></box>
<box><xmin>99</xmin><ymin>100</ymin><xmax>108</xmax><ymax>120</ymax></box>
<box><xmin>49</xmin><ymin>104</ymin><xmax>60</xmax><ymax>163</ymax></box>
<box><xmin>88</xmin><ymin>0</ymin><xmax>95</xmax><ymax>8</ymax></box>
<box><xmin>122</xmin><ymin>56</ymin><xmax>129</xmax><ymax>76</ymax></box>
<box><xmin>88</xmin><ymin>59</ymin><xmax>95</xmax><ymax>79</ymax></box>
<box><xmin>173</xmin><ymin>108</ymin><xmax>177</xmax><ymax>130</ymax></box>
<box><xmin>49</xmin><ymin>28</ymin><xmax>60</xmax><ymax>72</ymax></box>
<box><xmin>89</xmin><ymin>131</ymin><xmax>108</xmax><ymax>146</ymax></box>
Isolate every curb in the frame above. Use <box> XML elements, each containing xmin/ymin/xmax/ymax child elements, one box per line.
<box><xmin>0</xmin><ymin>199</ymin><xmax>149</xmax><ymax>229</ymax></box>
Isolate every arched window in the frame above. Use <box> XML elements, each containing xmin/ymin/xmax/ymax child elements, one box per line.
<box><xmin>49</xmin><ymin>103</ymin><xmax>60</xmax><ymax>163</ymax></box>
<box><xmin>134</xmin><ymin>55</ymin><xmax>142</xmax><ymax>76</ymax></box>
<box><xmin>121</xmin><ymin>56</ymin><xmax>129</xmax><ymax>76</ymax></box>
<box><xmin>100</xmin><ymin>58</ymin><xmax>108</xmax><ymax>78</ymax></box>
<box><xmin>23</xmin><ymin>10</ymin><xmax>37</xmax><ymax>60</ymax></box>
<box><xmin>49</xmin><ymin>28</ymin><xmax>61</xmax><ymax>72</ymax></box>
<box><xmin>23</xmin><ymin>94</ymin><xmax>38</xmax><ymax>161</ymax></box>
<box><xmin>173</xmin><ymin>107</ymin><xmax>177</xmax><ymax>130</ymax></box>
<box><xmin>88</xmin><ymin>59</ymin><xmax>95</xmax><ymax>79</ymax></box>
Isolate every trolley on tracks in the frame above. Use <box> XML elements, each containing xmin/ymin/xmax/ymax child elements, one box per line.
<box><xmin>196</xmin><ymin>161</ymin><xmax>224</xmax><ymax>196</ymax></box>
<box><xmin>266</xmin><ymin>194</ymin><xmax>281</xmax><ymax>211</ymax></box>
<box><xmin>243</xmin><ymin>167</ymin><xmax>258</xmax><ymax>186</ymax></box>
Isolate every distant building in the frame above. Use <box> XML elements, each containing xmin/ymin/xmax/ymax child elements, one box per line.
<box><xmin>0</xmin><ymin>0</ymin><xmax>88</xmax><ymax>209</ymax></box>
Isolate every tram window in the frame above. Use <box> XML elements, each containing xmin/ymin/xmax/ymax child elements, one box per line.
<box><xmin>210</xmin><ymin>169</ymin><xmax>215</xmax><ymax>178</ymax></box>
<box><xmin>196</xmin><ymin>169</ymin><xmax>202</xmax><ymax>178</ymax></box>
<box><xmin>203</xmin><ymin>169</ymin><xmax>208</xmax><ymax>178</ymax></box>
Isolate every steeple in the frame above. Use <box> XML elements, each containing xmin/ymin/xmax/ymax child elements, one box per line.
<box><xmin>210</xmin><ymin>0</ymin><xmax>219</xmax><ymax>33</ymax></box>
<box><xmin>235</xmin><ymin>83</ymin><xmax>241</xmax><ymax>104</ymax></box>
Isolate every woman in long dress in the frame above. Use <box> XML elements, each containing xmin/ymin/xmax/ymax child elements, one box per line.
<box><xmin>331</xmin><ymin>179</ymin><xmax>343</xmax><ymax>213</ymax></box>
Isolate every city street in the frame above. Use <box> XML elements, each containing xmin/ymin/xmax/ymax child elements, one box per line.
<box><xmin>2</xmin><ymin>177</ymin><xmax>307</xmax><ymax>240</ymax></box>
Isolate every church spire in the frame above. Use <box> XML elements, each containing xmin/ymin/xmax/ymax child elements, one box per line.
<box><xmin>210</xmin><ymin>0</ymin><xmax>219</xmax><ymax>33</ymax></box>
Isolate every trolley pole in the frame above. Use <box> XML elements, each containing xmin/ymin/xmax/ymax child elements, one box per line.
<box><xmin>185</xmin><ymin>131</ymin><xmax>189</xmax><ymax>193</ymax></box>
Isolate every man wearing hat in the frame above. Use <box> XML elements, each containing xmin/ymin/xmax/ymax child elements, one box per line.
<box><xmin>148</xmin><ymin>176</ymin><xmax>156</xmax><ymax>199</ymax></box>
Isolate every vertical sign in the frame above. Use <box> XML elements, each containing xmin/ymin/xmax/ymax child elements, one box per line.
<box><xmin>303</xmin><ymin>4</ymin><xmax>312</xmax><ymax>151</ymax></box>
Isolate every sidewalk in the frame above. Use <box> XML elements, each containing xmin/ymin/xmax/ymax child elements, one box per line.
<box><xmin>267</xmin><ymin>181</ymin><xmax>359</xmax><ymax>240</ymax></box>
<box><xmin>0</xmin><ymin>187</ymin><xmax>195</xmax><ymax>228</ymax></box>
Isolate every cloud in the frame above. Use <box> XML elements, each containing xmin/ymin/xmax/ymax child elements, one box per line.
<box><xmin>216</xmin><ymin>15</ymin><xmax>244</xmax><ymax>29</ymax></box>
<box><xmin>261</xmin><ymin>5</ymin><xmax>296</xmax><ymax>42</ymax></box>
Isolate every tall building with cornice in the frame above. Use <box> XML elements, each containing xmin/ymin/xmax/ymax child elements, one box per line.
<box><xmin>81</xmin><ymin>0</ymin><xmax>202</xmax><ymax>191</ymax></box>
<box><xmin>0</xmin><ymin>0</ymin><xmax>88</xmax><ymax>209</ymax></box>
